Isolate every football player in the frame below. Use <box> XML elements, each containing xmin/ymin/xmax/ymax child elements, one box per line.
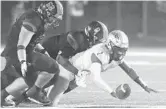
<box><xmin>48</xmin><ymin>30</ymin><xmax>158</xmax><ymax>106</ymax></box>
<box><xmin>1</xmin><ymin>21</ymin><xmax>109</xmax><ymax>107</ymax></box>
<box><xmin>1</xmin><ymin>0</ymin><xmax>63</xmax><ymax>106</ymax></box>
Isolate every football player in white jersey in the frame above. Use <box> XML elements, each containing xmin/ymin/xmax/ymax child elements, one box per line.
<box><xmin>47</xmin><ymin>30</ymin><xmax>158</xmax><ymax>106</ymax></box>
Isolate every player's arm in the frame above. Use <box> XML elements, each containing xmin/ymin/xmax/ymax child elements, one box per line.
<box><xmin>90</xmin><ymin>53</ymin><xmax>116</xmax><ymax>97</ymax></box>
<box><xmin>56</xmin><ymin>33</ymin><xmax>80</xmax><ymax>75</ymax></box>
<box><xmin>56</xmin><ymin>54</ymin><xmax>78</xmax><ymax>76</ymax></box>
<box><xmin>35</xmin><ymin>43</ymin><xmax>50</xmax><ymax>57</ymax></box>
<box><xmin>119</xmin><ymin>61</ymin><xmax>158</xmax><ymax>93</ymax></box>
<box><xmin>17</xmin><ymin>22</ymin><xmax>36</xmax><ymax>64</ymax></box>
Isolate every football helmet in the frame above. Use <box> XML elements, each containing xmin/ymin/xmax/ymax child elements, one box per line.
<box><xmin>106</xmin><ymin>30</ymin><xmax>129</xmax><ymax>61</ymax></box>
<box><xmin>85</xmin><ymin>21</ymin><xmax>108</xmax><ymax>46</ymax></box>
<box><xmin>37</xmin><ymin>0</ymin><xmax>63</xmax><ymax>28</ymax></box>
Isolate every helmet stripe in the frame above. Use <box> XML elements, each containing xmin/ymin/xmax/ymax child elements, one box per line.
<box><xmin>97</xmin><ymin>21</ymin><xmax>108</xmax><ymax>42</ymax></box>
<box><xmin>54</xmin><ymin>0</ymin><xmax>63</xmax><ymax>19</ymax></box>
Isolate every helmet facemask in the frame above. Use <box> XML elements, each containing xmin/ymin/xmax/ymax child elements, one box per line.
<box><xmin>112</xmin><ymin>45</ymin><xmax>128</xmax><ymax>61</ymax></box>
<box><xmin>38</xmin><ymin>1</ymin><xmax>63</xmax><ymax>29</ymax></box>
<box><xmin>107</xmin><ymin>30</ymin><xmax>129</xmax><ymax>61</ymax></box>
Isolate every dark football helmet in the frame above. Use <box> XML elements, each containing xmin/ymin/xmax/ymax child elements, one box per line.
<box><xmin>85</xmin><ymin>21</ymin><xmax>108</xmax><ymax>46</ymax></box>
<box><xmin>37</xmin><ymin>0</ymin><xmax>63</xmax><ymax>29</ymax></box>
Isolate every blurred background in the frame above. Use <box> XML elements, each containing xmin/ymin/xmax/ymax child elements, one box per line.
<box><xmin>1</xmin><ymin>1</ymin><xmax>166</xmax><ymax>48</ymax></box>
<box><xmin>1</xmin><ymin>1</ymin><xmax>166</xmax><ymax>107</ymax></box>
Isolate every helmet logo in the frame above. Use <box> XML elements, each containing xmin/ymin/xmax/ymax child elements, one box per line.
<box><xmin>46</xmin><ymin>2</ymin><xmax>55</xmax><ymax>11</ymax></box>
<box><xmin>114</xmin><ymin>35</ymin><xmax>121</xmax><ymax>45</ymax></box>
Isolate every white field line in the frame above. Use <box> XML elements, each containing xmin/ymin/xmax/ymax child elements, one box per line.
<box><xmin>106</xmin><ymin>81</ymin><xmax>166</xmax><ymax>84</ymax></box>
<box><xmin>58</xmin><ymin>104</ymin><xmax>166</xmax><ymax>108</ymax></box>
<box><xmin>73</xmin><ymin>89</ymin><xmax>166</xmax><ymax>93</ymax></box>
<box><xmin>126</xmin><ymin>52</ymin><xmax>166</xmax><ymax>57</ymax></box>
<box><xmin>127</xmin><ymin>61</ymin><xmax>166</xmax><ymax>66</ymax></box>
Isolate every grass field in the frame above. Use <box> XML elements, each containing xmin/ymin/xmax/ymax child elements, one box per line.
<box><xmin>9</xmin><ymin>48</ymin><xmax>166</xmax><ymax>108</ymax></box>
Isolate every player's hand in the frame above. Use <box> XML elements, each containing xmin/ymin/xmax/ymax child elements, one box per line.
<box><xmin>75</xmin><ymin>70</ymin><xmax>90</xmax><ymax>88</ymax></box>
<box><xmin>21</xmin><ymin>62</ymin><xmax>27</xmax><ymax>77</ymax></box>
<box><xmin>144</xmin><ymin>86</ymin><xmax>158</xmax><ymax>93</ymax></box>
<box><xmin>110</xmin><ymin>91</ymin><xmax>117</xmax><ymax>98</ymax></box>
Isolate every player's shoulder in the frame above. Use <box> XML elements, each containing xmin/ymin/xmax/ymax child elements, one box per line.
<box><xmin>21</xmin><ymin>9</ymin><xmax>43</xmax><ymax>32</ymax></box>
<box><xmin>89</xmin><ymin>43</ymin><xmax>110</xmax><ymax>64</ymax></box>
<box><xmin>69</xmin><ymin>30</ymin><xmax>82</xmax><ymax>35</ymax></box>
<box><xmin>91</xmin><ymin>43</ymin><xmax>107</xmax><ymax>54</ymax></box>
<box><xmin>68</xmin><ymin>30</ymin><xmax>89</xmax><ymax>51</ymax></box>
<box><xmin>69</xmin><ymin>30</ymin><xmax>86</xmax><ymax>40</ymax></box>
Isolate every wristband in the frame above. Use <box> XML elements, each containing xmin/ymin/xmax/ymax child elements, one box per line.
<box><xmin>17</xmin><ymin>45</ymin><xmax>25</xmax><ymax>50</ymax></box>
<box><xmin>134</xmin><ymin>77</ymin><xmax>147</xmax><ymax>89</ymax></box>
<box><xmin>20</xmin><ymin>60</ymin><xmax>26</xmax><ymax>64</ymax></box>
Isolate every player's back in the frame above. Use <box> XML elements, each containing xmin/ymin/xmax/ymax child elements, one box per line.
<box><xmin>70</xmin><ymin>43</ymin><xmax>122</xmax><ymax>72</ymax></box>
<box><xmin>42</xmin><ymin>30</ymin><xmax>90</xmax><ymax>59</ymax></box>
<box><xmin>70</xmin><ymin>43</ymin><xmax>110</xmax><ymax>70</ymax></box>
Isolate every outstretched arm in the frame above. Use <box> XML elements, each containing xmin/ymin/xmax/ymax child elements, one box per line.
<box><xmin>90</xmin><ymin>53</ymin><xmax>116</xmax><ymax>98</ymax></box>
<box><xmin>119</xmin><ymin>61</ymin><xmax>158</xmax><ymax>93</ymax></box>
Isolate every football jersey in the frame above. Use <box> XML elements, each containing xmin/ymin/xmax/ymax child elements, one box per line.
<box><xmin>70</xmin><ymin>43</ymin><xmax>122</xmax><ymax>73</ymax></box>
<box><xmin>1</xmin><ymin>9</ymin><xmax>45</xmax><ymax>57</ymax></box>
<box><xmin>42</xmin><ymin>30</ymin><xmax>90</xmax><ymax>59</ymax></box>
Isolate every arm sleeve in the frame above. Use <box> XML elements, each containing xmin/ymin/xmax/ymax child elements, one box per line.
<box><xmin>22</xmin><ymin>15</ymin><xmax>41</xmax><ymax>33</ymax></box>
<box><xmin>93</xmin><ymin>50</ymin><xmax>110</xmax><ymax>65</ymax></box>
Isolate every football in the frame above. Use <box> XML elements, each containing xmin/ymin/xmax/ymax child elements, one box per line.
<box><xmin>115</xmin><ymin>83</ymin><xmax>131</xmax><ymax>100</ymax></box>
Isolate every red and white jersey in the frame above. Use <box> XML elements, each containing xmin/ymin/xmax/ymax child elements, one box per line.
<box><xmin>70</xmin><ymin>43</ymin><xmax>122</xmax><ymax>73</ymax></box>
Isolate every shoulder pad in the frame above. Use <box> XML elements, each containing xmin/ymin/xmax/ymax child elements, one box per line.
<box><xmin>22</xmin><ymin>10</ymin><xmax>42</xmax><ymax>32</ymax></box>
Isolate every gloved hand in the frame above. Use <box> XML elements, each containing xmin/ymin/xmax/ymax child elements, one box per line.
<box><xmin>144</xmin><ymin>86</ymin><xmax>158</xmax><ymax>93</ymax></box>
<box><xmin>75</xmin><ymin>70</ymin><xmax>90</xmax><ymax>88</ymax></box>
<box><xmin>21</xmin><ymin>61</ymin><xmax>27</xmax><ymax>77</ymax></box>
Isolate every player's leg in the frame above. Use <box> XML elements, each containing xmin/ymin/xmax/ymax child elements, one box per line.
<box><xmin>64</xmin><ymin>79</ymin><xmax>78</xmax><ymax>94</ymax></box>
<box><xmin>47</xmin><ymin>64</ymin><xmax>74</xmax><ymax>106</ymax></box>
<box><xmin>25</xmin><ymin>51</ymin><xmax>60</xmax><ymax>105</ymax></box>
<box><xmin>1</xmin><ymin>65</ymin><xmax>28</xmax><ymax>106</ymax></box>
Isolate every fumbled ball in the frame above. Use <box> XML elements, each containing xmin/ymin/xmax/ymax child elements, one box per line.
<box><xmin>115</xmin><ymin>83</ymin><xmax>131</xmax><ymax>100</ymax></box>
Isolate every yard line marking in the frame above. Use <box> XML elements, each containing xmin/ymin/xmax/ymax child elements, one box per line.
<box><xmin>127</xmin><ymin>52</ymin><xmax>166</xmax><ymax>57</ymax></box>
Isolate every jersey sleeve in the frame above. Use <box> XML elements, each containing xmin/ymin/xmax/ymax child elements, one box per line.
<box><xmin>22</xmin><ymin>12</ymin><xmax>42</xmax><ymax>33</ymax></box>
<box><xmin>60</xmin><ymin>44</ymin><xmax>76</xmax><ymax>59</ymax></box>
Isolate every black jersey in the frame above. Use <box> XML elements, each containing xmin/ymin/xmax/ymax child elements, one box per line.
<box><xmin>1</xmin><ymin>9</ymin><xmax>45</xmax><ymax>57</ymax></box>
<box><xmin>42</xmin><ymin>30</ymin><xmax>90</xmax><ymax>59</ymax></box>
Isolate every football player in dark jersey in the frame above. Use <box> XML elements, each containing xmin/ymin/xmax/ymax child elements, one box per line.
<box><xmin>2</xmin><ymin>21</ymin><xmax>109</xmax><ymax>107</ymax></box>
<box><xmin>1</xmin><ymin>0</ymin><xmax>63</xmax><ymax>106</ymax></box>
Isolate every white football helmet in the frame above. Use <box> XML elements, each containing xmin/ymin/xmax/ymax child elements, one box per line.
<box><xmin>107</xmin><ymin>30</ymin><xmax>129</xmax><ymax>49</ymax></box>
<box><xmin>106</xmin><ymin>30</ymin><xmax>129</xmax><ymax>61</ymax></box>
